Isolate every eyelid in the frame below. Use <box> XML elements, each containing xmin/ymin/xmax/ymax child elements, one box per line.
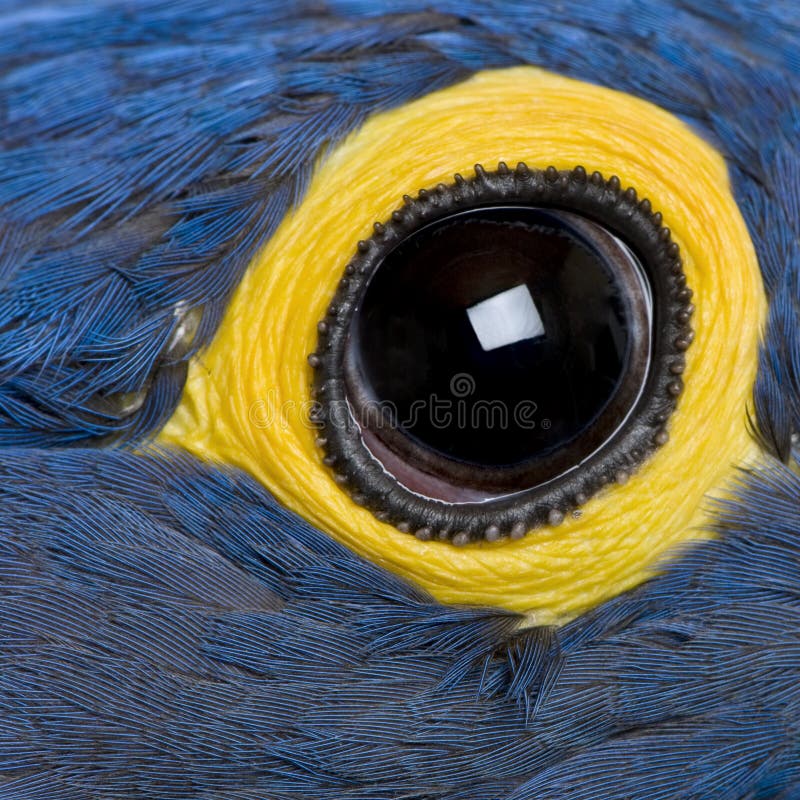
<box><xmin>160</xmin><ymin>66</ymin><xmax>765</xmax><ymax>624</ymax></box>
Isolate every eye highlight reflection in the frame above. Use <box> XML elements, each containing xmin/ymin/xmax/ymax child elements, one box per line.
<box><xmin>468</xmin><ymin>283</ymin><xmax>545</xmax><ymax>351</ymax></box>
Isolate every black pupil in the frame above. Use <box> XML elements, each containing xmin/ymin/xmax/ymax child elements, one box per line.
<box><xmin>347</xmin><ymin>206</ymin><xmax>651</xmax><ymax>496</ymax></box>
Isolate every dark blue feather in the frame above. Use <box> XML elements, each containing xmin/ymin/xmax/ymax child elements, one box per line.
<box><xmin>0</xmin><ymin>1</ymin><xmax>798</xmax><ymax>451</ymax></box>
<box><xmin>0</xmin><ymin>448</ymin><xmax>798</xmax><ymax>797</ymax></box>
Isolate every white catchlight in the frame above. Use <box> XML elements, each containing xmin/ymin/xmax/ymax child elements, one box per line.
<box><xmin>466</xmin><ymin>284</ymin><xmax>545</xmax><ymax>352</ymax></box>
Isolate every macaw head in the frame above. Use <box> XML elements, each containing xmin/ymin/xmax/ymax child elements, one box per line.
<box><xmin>1</xmin><ymin>2</ymin><xmax>799</xmax><ymax>797</ymax></box>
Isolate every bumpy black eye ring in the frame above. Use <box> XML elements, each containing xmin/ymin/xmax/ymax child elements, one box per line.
<box><xmin>309</xmin><ymin>164</ymin><xmax>694</xmax><ymax>545</ymax></box>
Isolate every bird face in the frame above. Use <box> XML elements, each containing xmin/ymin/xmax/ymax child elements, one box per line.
<box><xmin>1</xmin><ymin>3</ymin><xmax>799</xmax><ymax>798</ymax></box>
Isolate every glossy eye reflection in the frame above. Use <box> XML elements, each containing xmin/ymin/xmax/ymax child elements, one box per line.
<box><xmin>311</xmin><ymin>165</ymin><xmax>693</xmax><ymax>543</ymax></box>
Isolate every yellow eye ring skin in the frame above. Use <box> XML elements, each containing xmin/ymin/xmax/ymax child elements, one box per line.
<box><xmin>160</xmin><ymin>66</ymin><xmax>765</xmax><ymax>624</ymax></box>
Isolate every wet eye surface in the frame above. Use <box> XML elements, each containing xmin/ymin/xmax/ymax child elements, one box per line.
<box><xmin>348</xmin><ymin>204</ymin><xmax>651</xmax><ymax>495</ymax></box>
<box><xmin>311</xmin><ymin>166</ymin><xmax>693</xmax><ymax>542</ymax></box>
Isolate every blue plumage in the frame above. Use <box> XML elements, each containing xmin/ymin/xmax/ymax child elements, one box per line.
<box><xmin>1</xmin><ymin>2</ymin><xmax>799</xmax><ymax>797</ymax></box>
<box><xmin>1</xmin><ymin>449</ymin><xmax>799</xmax><ymax>797</ymax></box>
<box><xmin>1</xmin><ymin>1</ymin><xmax>798</xmax><ymax>452</ymax></box>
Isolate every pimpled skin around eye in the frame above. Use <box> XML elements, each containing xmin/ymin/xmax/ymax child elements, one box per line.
<box><xmin>0</xmin><ymin>3</ymin><xmax>798</xmax><ymax>800</ymax></box>
<box><xmin>312</xmin><ymin>170</ymin><xmax>689</xmax><ymax>542</ymax></box>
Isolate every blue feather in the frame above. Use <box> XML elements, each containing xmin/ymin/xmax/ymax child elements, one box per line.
<box><xmin>1</xmin><ymin>1</ymin><xmax>798</xmax><ymax>450</ymax></box>
<box><xmin>0</xmin><ymin>448</ymin><xmax>798</xmax><ymax>797</ymax></box>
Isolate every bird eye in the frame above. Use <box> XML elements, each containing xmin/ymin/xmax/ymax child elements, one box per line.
<box><xmin>310</xmin><ymin>165</ymin><xmax>692</xmax><ymax>543</ymax></box>
<box><xmin>162</xmin><ymin>67</ymin><xmax>765</xmax><ymax>620</ymax></box>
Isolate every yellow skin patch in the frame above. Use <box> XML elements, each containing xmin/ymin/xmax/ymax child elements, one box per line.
<box><xmin>161</xmin><ymin>67</ymin><xmax>765</xmax><ymax>623</ymax></box>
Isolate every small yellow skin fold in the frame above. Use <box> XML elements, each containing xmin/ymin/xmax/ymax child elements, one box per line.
<box><xmin>161</xmin><ymin>67</ymin><xmax>766</xmax><ymax>624</ymax></box>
